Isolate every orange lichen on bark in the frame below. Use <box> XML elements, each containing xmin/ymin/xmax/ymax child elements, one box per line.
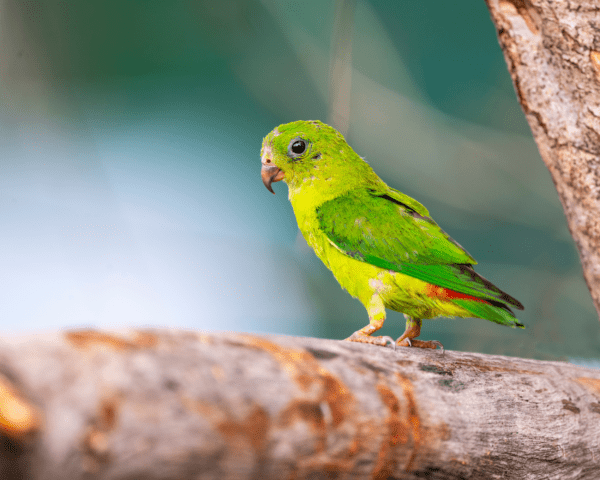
<box><xmin>85</xmin><ymin>430</ymin><xmax>109</xmax><ymax>456</ymax></box>
<box><xmin>97</xmin><ymin>397</ymin><xmax>119</xmax><ymax>431</ymax></box>
<box><xmin>0</xmin><ymin>375</ymin><xmax>41</xmax><ymax>440</ymax></box>
<box><xmin>321</xmin><ymin>373</ymin><xmax>352</xmax><ymax>427</ymax></box>
<box><xmin>498</xmin><ymin>0</ymin><xmax>518</xmax><ymax>15</ymax></box>
<box><xmin>498</xmin><ymin>0</ymin><xmax>540</xmax><ymax>35</ymax></box>
<box><xmin>278</xmin><ymin>400</ymin><xmax>326</xmax><ymax>453</ymax></box>
<box><xmin>81</xmin><ymin>395</ymin><xmax>121</xmax><ymax>473</ymax></box>
<box><xmin>590</xmin><ymin>51</ymin><xmax>600</xmax><ymax>82</ymax></box>
<box><xmin>236</xmin><ymin>335</ymin><xmax>355</xmax><ymax>427</ymax></box>
<box><xmin>371</xmin><ymin>374</ymin><xmax>424</xmax><ymax>479</ymax></box>
<box><xmin>181</xmin><ymin>396</ymin><xmax>224</xmax><ymax>420</ymax></box>
<box><xmin>65</xmin><ymin>330</ymin><xmax>158</xmax><ymax>351</ymax></box>
<box><xmin>235</xmin><ymin>335</ymin><xmax>362</xmax><ymax>476</ymax></box>
<box><xmin>236</xmin><ymin>335</ymin><xmax>320</xmax><ymax>391</ymax></box>
<box><xmin>575</xmin><ymin>377</ymin><xmax>600</xmax><ymax>397</ymax></box>
<box><xmin>397</xmin><ymin>373</ymin><xmax>421</xmax><ymax>472</ymax></box>
<box><xmin>217</xmin><ymin>404</ymin><xmax>270</xmax><ymax>451</ymax></box>
<box><xmin>133</xmin><ymin>331</ymin><xmax>158</xmax><ymax>348</ymax></box>
<box><xmin>372</xmin><ymin>383</ymin><xmax>403</xmax><ymax>480</ymax></box>
<box><xmin>183</xmin><ymin>396</ymin><xmax>271</xmax><ymax>453</ymax></box>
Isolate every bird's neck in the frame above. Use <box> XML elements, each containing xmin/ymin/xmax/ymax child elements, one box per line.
<box><xmin>288</xmin><ymin>179</ymin><xmax>344</xmax><ymax>210</ymax></box>
<box><xmin>287</xmin><ymin>170</ymin><xmax>379</xmax><ymax>235</ymax></box>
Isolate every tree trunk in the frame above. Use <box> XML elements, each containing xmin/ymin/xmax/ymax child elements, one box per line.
<box><xmin>0</xmin><ymin>329</ymin><xmax>599</xmax><ymax>479</ymax></box>
<box><xmin>485</xmin><ymin>0</ymin><xmax>600</xmax><ymax>320</ymax></box>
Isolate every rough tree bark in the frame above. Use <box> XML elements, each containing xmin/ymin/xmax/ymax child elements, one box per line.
<box><xmin>0</xmin><ymin>329</ymin><xmax>599</xmax><ymax>480</ymax></box>
<box><xmin>485</xmin><ymin>0</ymin><xmax>600</xmax><ymax>319</ymax></box>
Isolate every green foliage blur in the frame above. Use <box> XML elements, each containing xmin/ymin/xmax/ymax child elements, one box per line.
<box><xmin>1</xmin><ymin>0</ymin><xmax>598</xmax><ymax>363</ymax></box>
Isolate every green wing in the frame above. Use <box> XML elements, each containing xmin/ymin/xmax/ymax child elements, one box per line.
<box><xmin>316</xmin><ymin>188</ymin><xmax>523</xmax><ymax>310</ymax></box>
<box><xmin>316</xmin><ymin>188</ymin><xmax>475</xmax><ymax>266</ymax></box>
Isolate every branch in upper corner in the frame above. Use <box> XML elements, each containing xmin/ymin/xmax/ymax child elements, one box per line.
<box><xmin>485</xmin><ymin>0</ymin><xmax>600</xmax><ymax>320</ymax></box>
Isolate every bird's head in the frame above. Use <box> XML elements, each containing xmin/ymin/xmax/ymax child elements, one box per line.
<box><xmin>261</xmin><ymin>120</ymin><xmax>365</xmax><ymax>196</ymax></box>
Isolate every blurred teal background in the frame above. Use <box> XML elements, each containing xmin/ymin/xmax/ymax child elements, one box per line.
<box><xmin>1</xmin><ymin>0</ymin><xmax>598</xmax><ymax>363</ymax></box>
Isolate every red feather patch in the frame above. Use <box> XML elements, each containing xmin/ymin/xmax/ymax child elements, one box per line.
<box><xmin>425</xmin><ymin>284</ymin><xmax>489</xmax><ymax>304</ymax></box>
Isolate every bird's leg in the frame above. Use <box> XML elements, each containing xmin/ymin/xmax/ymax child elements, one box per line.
<box><xmin>345</xmin><ymin>295</ymin><xmax>395</xmax><ymax>348</ymax></box>
<box><xmin>396</xmin><ymin>315</ymin><xmax>444</xmax><ymax>353</ymax></box>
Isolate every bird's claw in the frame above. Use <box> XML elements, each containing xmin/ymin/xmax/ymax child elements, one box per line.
<box><xmin>431</xmin><ymin>340</ymin><xmax>445</xmax><ymax>354</ymax></box>
<box><xmin>395</xmin><ymin>337</ymin><xmax>444</xmax><ymax>354</ymax></box>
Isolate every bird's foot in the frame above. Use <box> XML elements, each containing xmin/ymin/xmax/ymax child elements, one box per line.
<box><xmin>345</xmin><ymin>333</ymin><xmax>396</xmax><ymax>349</ymax></box>
<box><xmin>396</xmin><ymin>338</ymin><xmax>444</xmax><ymax>354</ymax></box>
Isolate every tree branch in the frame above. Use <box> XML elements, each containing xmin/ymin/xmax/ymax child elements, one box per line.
<box><xmin>485</xmin><ymin>0</ymin><xmax>600</xmax><ymax>320</ymax></box>
<box><xmin>0</xmin><ymin>329</ymin><xmax>599</xmax><ymax>479</ymax></box>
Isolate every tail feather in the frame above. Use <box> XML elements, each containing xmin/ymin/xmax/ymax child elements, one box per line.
<box><xmin>454</xmin><ymin>298</ymin><xmax>525</xmax><ymax>328</ymax></box>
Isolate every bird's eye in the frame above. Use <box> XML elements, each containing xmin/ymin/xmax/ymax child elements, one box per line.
<box><xmin>291</xmin><ymin>140</ymin><xmax>305</xmax><ymax>154</ymax></box>
<box><xmin>287</xmin><ymin>137</ymin><xmax>309</xmax><ymax>158</ymax></box>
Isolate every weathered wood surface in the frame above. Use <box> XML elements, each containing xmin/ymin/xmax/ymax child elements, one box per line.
<box><xmin>0</xmin><ymin>329</ymin><xmax>599</xmax><ymax>479</ymax></box>
<box><xmin>485</xmin><ymin>0</ymin><xmax>600</xmax><ymax>319</ymax></box>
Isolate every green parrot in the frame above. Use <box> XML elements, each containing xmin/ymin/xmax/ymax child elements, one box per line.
<box><xmin>260</xmin><ymin>120</ymin><xmax>524</xmax><ymax>351</ymax></box>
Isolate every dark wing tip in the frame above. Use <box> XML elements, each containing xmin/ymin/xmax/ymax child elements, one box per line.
<box><xmin>512</xmin><ymin>299</ymin><xmax>525</xmax><ymax>310</ymax></box>
<box><xmin>458</xmin><ymin>264</ymin><xmax>524</xmax><ymax>310</ymax></box>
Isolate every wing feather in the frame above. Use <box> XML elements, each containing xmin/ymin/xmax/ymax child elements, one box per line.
<box><xmin>316</xmin><ymin>189</ymin><xmax>523</xmax><ymax>309</ymax></box>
